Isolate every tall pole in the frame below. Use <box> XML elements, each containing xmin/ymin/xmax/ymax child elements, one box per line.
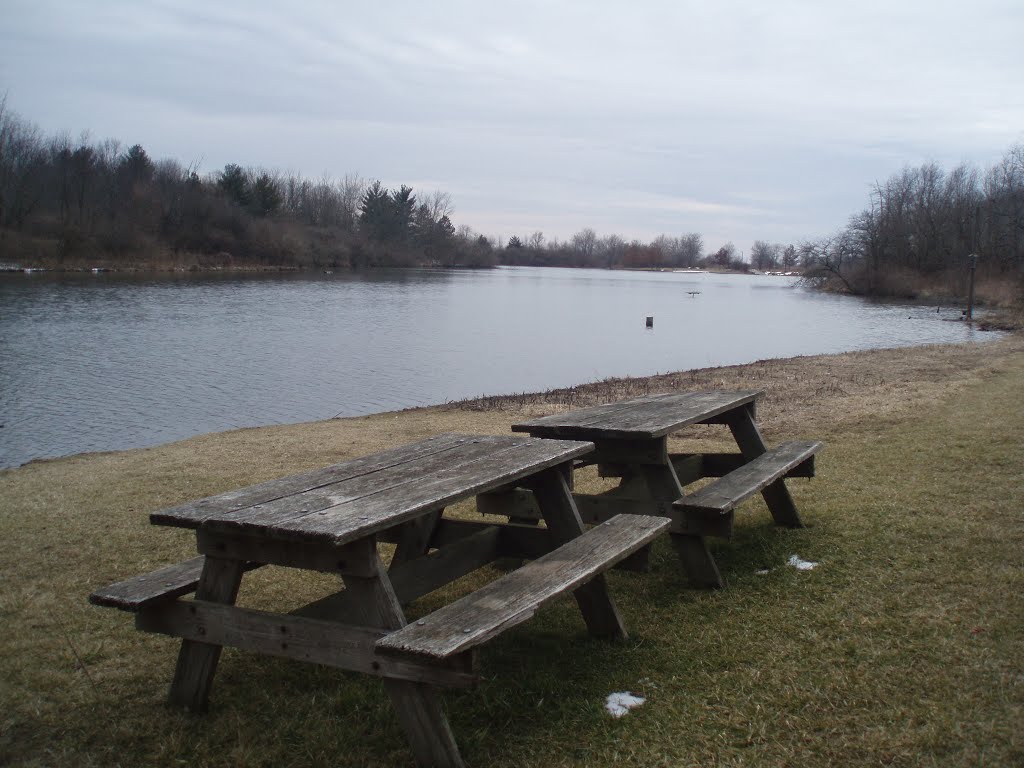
<box><xmin>966</xmin><ymin>253</ymin><xmax>978</xmax><ymax>321</ymax></box>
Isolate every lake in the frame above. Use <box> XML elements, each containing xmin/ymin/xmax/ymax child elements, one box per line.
<box><xmin>0</xmin><ymin>266</ymin><xmax>987</xmax><ymax>468</ymax></box>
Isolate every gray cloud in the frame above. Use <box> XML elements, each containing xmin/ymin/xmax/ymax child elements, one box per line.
<box><xmin>2</xmin><ymin>0</ymin><xmax>1021</xmax><ymax>250</ymax></box>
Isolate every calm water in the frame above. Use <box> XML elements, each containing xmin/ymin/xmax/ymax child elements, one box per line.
<box><xmin>0</xmin><ymin>267</ymin><xmax>987</xmax><ymax>468</ymax></box>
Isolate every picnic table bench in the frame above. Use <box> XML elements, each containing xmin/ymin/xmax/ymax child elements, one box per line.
<box><xmin>506</xmin><ymin>390</ymin><xmax>823</xmax><ymax>589</ymax></box>
<box><xmin>90</xmin><ymin>433</ymin><xmax>667</xmax><ymax>768</ymax></box>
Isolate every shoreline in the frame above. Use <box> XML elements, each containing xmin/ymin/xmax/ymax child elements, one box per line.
<box><xmin>6</xmin><ymin>333</ymin><xmax>1022</xmax><ymax>474</ymax></box>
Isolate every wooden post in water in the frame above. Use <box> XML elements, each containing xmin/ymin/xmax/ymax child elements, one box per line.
<box><xmin>966</xmin><ymin>253</ymin><xmax>978</xmax><ymax>321</ymax></box>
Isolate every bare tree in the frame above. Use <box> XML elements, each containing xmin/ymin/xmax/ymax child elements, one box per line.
<box><xmin>0</xmin><ymin>96</ymin><xmax>46</xmax><ymax>228</ymax></box>
<box><xmin>709</xmin><ymin>242</ymin><xmax>736</xmax><ymax>267</ymax></box>
<box><xmin>750</xmin><ymin>240</ymin><xmax>781</xmax><ymax>271</ymax></box>
<box><xmin>595</xmin><ymin>233</ymin><xmax>626</xmax><ymax>268</ymax></box>
<box><xmin>781</xmin><ymin>244</ymin><xmax>798</xmax><ymax>269</ymax></box>
<box><xmin>571</xmin><ymin>227</ymin><xmax>597</xmax><ymax>266</ymax></box>
<box><xmin>680</xmin><ymin>232</ymin><xmax>703</xmax><ymax>267</ymax></box>
<box><xmin>800</xmin><ymin>232</ymin><xmax>860</xmax><ymax>293</ymax></box>
<box><xmin>421</xmin><ymin>190</ymin><xmax>453</xmax><ymax>224</ymax></box>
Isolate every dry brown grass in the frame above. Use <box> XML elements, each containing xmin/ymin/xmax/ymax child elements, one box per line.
<box><xmin>2</xmin><ymin>334</ymin><xmax>1022</xmax><ymax>767</ymax></box>
<box><xmin>442</xmin><ymin>333</ymin><xmax>1024</xmax><ymax>442</ymax></box>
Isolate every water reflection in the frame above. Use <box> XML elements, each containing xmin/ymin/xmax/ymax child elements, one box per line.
<box><xmin>0</xmin><ymin>267</ymin><xmax>986</xmax><ymax>467</ymax></box>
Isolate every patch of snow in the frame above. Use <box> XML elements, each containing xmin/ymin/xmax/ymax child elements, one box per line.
<box><xmin>605</xmin><ymin>691</ymin><xmax>645</xmax><ymax>718</ymax></box>
<box><xmin>788</xmin><ymin>554</ymin><xmax>818</xmax><ymax>571</ymax></box>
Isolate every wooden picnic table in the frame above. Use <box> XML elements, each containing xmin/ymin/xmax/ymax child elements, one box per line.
<box><xmin>90</xmin><ymin>433</ymin><xmax>667</xmax><ymax>768</ymax></box>
<box><xmin>510</xmin><ymin>391</ymin><xmax>823</xmax><ymax>589</ymax></box>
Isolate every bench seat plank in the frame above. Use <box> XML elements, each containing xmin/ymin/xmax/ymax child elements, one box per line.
<box><xmin>89</xmin><ymin>557</ymin><xmax>262</xmax><ymax>612</ymax></box>
<box><xmin>674</xmin><ymin>440</ymin><xmax>823</xmax><ymax>515</ymax></box>
<box><xmin>512</xmin><ymin>390</ymin><xmax>762</xmax><ymax>440</ymax></box>
<box><xmin>375</xmin><ymin>514</ymin><xmax>669</xmax><ymax>660</ymax></box>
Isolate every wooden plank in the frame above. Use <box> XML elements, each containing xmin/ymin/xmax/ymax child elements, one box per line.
<box><xmin>227</xmin><ymin>442</ymin><xmax>592</xmax><ymax>546</ymax></box>
<box><xmin>375</xmin><ymin>514</ymin><xmax>669</xmax><ymax>660</ymax></box>
<box><xmin>390</xmin><ymin>510</ymin><xmax>443</xmax><ymax>570</ymax></box>
<box><xmin>295</xmin><ymin>523</ymin><xmax>505</xmax><ymax>621</ymax></box>
<box><xmin>638</xmin><ymin>461</ymin><xmax>725</xmax><ymax>589</ymax></box>
<box><xmin>436</xmin><ymin>516</ymin><xmax>652</xmax><ymax>572</ymax></box>
<box><xmin>390</xmin><ymin>526</ymin><xmax>502</xmax><ymax>604</ymax></box>
<box><xmin>201</xmin><ymin>436</ymin><xmax>530</xmax><ymax>534</ymax></box>
<box><xmin>670</xmin><ymin>533</ymin><xmax>726</xmax><ymax>589</ymax></box>
<box><xmin>669</xmin><ymin>453</ymin><xmax>705</xmax><ymax>485</ymax></box>
<box><xmin>701</xmin><ymin>398</ymin><xmax>756</xmax><ymax>424</ymax></box>
<box><xmin>89</xmin><ymin>557</ymin><xmax>261</xmax><ymax>612</ymax></box>
<box><xmin>526</xmin><ymin>467</ymin><xmax>627</xmax><ymax>639</ymax></box>
<box><xmin>674</xmin><ymin>441</ymin><xmax>823</xmax><ymax>515</ymax></box>
<box><xmin>574</xmin><ymin>492</ymin><xmax>731</xmax><ymax>537</ymax></box>
<box><xmin>494</xmin><ymin>522</ymin><xmax>554</xmax><ymax>560</ymax></box>
<box><xmin>157</xmin><ymin>434</ymin><xmax>588</xmax><ymax>533</ymax></box>
<box><xmin>167</xmin><ymin>555</ymin><xmax>245</xmax><ymax>712</ymax></box>
<box><xmin>573</xmin><ymin>493</ymin><xmax>676</xmax><ymax>523</ymax></box>
<box><xmin>580</xmin><ymin>392</ymin><xmax>760</xmax><ymax>438</ymax></box>
<box><xmin>341</xmin><ymin>539</ymin><xmax>465</xmax><ymax>768</ymax></box>
<box><xmin>136</xmin><ymin>599</ymin><xmax>478</xmax><ymax>688</ymax></box>
<box><xmin>511</xmin><ymin>394</ymin><xmax>671</xmax><ymax>432</ymax></box>
<box><xmin>476</xmin><ymin>488</ymin><xmax>538</xmax><ymax>518</ymax></box>
<box><xmin>588</xmin><ymin>436</ymin><xmax>669</xmax><ymax>465</ymax></box>
<box><xmin>512</xmin><ymin>390</ymin><xmax>762</xmax><ymax>440</ymax></box>
<box><xmin>670</xmin><ymin>452</ymin><xmax>814</xmax><ymax>483</ymax></box>
<box><xmin>726</xmin><ymin>411</ymin><xmax>806</xmax><ymax>527</ymax></box>
<box><xmin>425</xmin><ymin>517</ymin><xmax>554</xmax><ymax>563</ymax></box>
<box><xmin>675</xmin><ymin>509</ymin><xmax>735</xmax><ymax>538</ymax></box>
<box><xmin>153</xmin><ymin>433</ymin><xmax>472</xmax><ymax>529</ymax></box>
<box><xmin>158</xmin><ymin>435</ymin><xmax>519</xmax><ymax>533</ymax></box>
<box><xmin>195</xmin><ymin>531</ymin><xmax>376</xmax><ymax>577</ymax></box>
<box><xmin>596</xmin><ymin>462</ymin><xmax>628</xmax><ymax>478</ymax></box>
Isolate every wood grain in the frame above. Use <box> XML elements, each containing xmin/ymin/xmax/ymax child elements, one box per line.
<box><xmin>674</xmin><ymin>440</ymin><xmax>823</xmax><ymax>514</ymax></box>
<box><xmin>512</xmin><ymin>390</ymin><xmax>762</xmax><ymax>439</ymax></box>
<box><xmin>375</xmin><ymin>514</ymin><xmax>669</xmax><ymax>660</ymax></box>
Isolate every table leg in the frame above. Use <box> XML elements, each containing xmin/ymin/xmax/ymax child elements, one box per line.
<box><xmin>167</xmin><ymin>555</ymin><xmax>245</xmax><ymax>712</ymax></box>
<box><xmin>527</xmin><ymin>467</ymin><xmax>627</xmax><ymax>640</ymax></box>
<box><xmin>727</xmin><ymin>405</ymin><xmax>804</xmax><ymax>528</ymax></box>
<box><xmin>343</xmin><ymin>539</ymin><xmax>464</xmax><ymax>768</ymax></box>
<box><xmin>638</xmin><ymin>461</ymin><xmax>725</xmax><ymax>589</ymax></box>
<box><xmin>389</xmin><ymin>509</ymin><xmax>443</xmax><ymax>570</ymax></box>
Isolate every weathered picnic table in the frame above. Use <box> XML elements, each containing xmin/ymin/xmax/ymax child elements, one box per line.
<box><xmin>89</xmin><ymin>433</ymin><xmax>667</xmax><ymax>768</ymax></box>
<box><xmin>507</xmin><ymin>391</ymin><xmax>823</xmax><ymax>589</ymax></box>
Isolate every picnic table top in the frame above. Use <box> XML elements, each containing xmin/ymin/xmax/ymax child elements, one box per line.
<box><xmin>152</xmin><ymin>433</ymin><xmax>593</xmax><ymax>546</ymax></box>
<box><xmin>512</xmin><ymin>390</ymin><xmax>763</xmax><ymax>440</ymax></box>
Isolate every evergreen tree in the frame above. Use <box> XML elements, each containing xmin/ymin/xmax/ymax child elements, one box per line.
<box><xmin>217</xmin><ymin>163</ymin><xmax>250</xmax><ymax>207</ymax></box>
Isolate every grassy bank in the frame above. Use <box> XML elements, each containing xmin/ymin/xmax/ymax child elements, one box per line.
<box><xmin>2</xmin><ymin>336</ymin><xmax>1023</xmax><ymax>766</ymax></box>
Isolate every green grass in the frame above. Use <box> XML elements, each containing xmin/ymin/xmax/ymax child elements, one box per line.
<box><xmin>1</xmin><ymin>351</ymin><xmax>1022</xmax><ymax>766</ymax></box>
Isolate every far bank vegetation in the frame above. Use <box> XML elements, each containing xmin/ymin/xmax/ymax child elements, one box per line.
<box><xmin>1</xmin><ymin>97</ymin><xmax>1021</xmax><ymax>308</ymax></box>
<box><xmin>800</xmin><ymin>150</ymin><xmax>1024</xmax><ymax>307</ymax></box>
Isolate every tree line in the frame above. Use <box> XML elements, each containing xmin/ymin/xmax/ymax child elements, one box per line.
<box><xmin>800</xmin><ymin>146</ymin><xmax>1024</xmax><ymax>298</ymax></box>
<box><xmin>4</xmin><ymin>96</ymin><xmax>1020</xmax><ymax>295</ymax></box>
<box><xmin>0</xmin><ymin>98</ymin><xmax>497</xmax><ymax>269</ymax></box>
<box><xmin>0</xmin><ymin>98</ymin><xmax>751</xmax><ymax>273</ymax></box>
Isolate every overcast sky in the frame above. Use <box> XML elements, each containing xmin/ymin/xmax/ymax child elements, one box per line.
<box><xmin>2</xmin><ymin>0</ymin><xmax>1022</xmax><ymax>252</ymax></box>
